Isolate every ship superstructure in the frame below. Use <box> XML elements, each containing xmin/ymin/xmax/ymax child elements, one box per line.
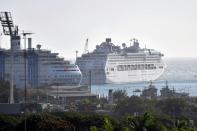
<box><xmin>0</xmin><ymin>39</ymin><xmax>82</xmax><ymax>88</ymax></box>
<box><xmin>76</xmin><ymin>38</ymin><xmax>165</xmax><ymax>85</ymax></box>
<box><xmin>36</xmin><ymin>47</ymin><xmax>82</xmax><ymax>86</ymax></box>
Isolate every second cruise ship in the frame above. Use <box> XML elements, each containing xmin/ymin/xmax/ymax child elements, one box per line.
<box><xmin>76</xmin><ymin>38</ymin><xmax>165</xmax><ymax>85</ymax></box>
<box><xmin>0</xmin><ymin>37</ymin><xmax>82</xmax><ymax>88</ymax></box>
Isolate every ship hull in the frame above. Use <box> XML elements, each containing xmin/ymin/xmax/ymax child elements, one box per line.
<box><xmin>105</xmin><ymin>68</ymin><xmax>164</xmax><ymax>83</ymax></box>
<box><xmin>78</xmin><ymin>61</ymin><xmax>165</xmax><ymax>85</ymax></box>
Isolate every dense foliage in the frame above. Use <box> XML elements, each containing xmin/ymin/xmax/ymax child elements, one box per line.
<box><xmin>0</xmin><ymin>114</ymin><xmax>19</xmax><ymax>131</ymax></box>
<box><xmin>0</xmin><ymin>111</ymin><xmax>196</xmax><ymax>131</ymax></box>
<box><xmin>113</xmin><ymin>89</ymin><xmax>128</xmax><ymax>102</ymax></box>
<box><xmin>0</xmin><ymin>80</ymin><xmax>19</xmax><ymax>103</ymax></box>
<box><xmin>15</xmin><ymin>113</ymin><xmax>74</xmax><ymax>131</ymax></box>
<box><xmin>1</xmin><ymin>80</ymin><xmax>197</xmax><ymax>130</ymax></box>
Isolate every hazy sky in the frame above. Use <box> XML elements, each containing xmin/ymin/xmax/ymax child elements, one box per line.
<box><xmin>0</xmin><ymin>0</ymin><xmax>197</xmax><ymax>59</ymax></box>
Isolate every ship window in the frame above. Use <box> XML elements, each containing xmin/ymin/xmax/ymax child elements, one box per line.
<box><xmin>134</xmin><ymin>65</ymin><xmax>137</xmax><ymax>70</ymax></box>
<box><xmin>110</xmin><ymin>68</ymin><xmax>114</xmax><ymax>71</ymax></box>
<box><xmin>129</xmin><ymin>66</ymin><xmax>130</xmax><ymax>71</ymax></box>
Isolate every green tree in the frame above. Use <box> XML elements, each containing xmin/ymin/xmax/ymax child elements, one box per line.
<box><xmin>62</xmin><ymin>112</ymin><xmax>105</xmax><ymax>130</ymax></box>
<box><xmin>114</xmin><ymin>96</ymin><xmax>154</xmax><ymax>116</ymax></box>
<box><xmin>174</xmin><ymin>119</ymin><xmax>196</xmax><ymax>131</ymax></box>
<box><xmin>0</xmin><ymin>80</ymin><xmax>10</xmax><ymax>103</ymax></box>
<box><xmin>90</xmin><ymin>126</ymin><xmax>98</xmax><ymax>131</ymax></box>
<box><xmin>113</xmin><ymin>89</ymin><xmax>128</xmax><ymax>103</ymax></box>
<box><xmin>124</xmin><ymin>112</ymin><xmax>167</xmax><ymax>131</ymax></box>
<box><xmin>0</xmin><ymin>114</ymin><xmax>19</xmax><ymax>131</ymax></box>
<box><xmin>156</xmin><ymin>98</ymin><xmax>189</xmax><ymax>117</ymax></box>
<box><xmin>15</xmin><ymin>113</ymin><xmax>74</xmax><ymax>131</ymax></box>
<box><xmin>103</xmin><ymin>117</ymin><xmax>114</xmax><ymax>131</ymax></box>
<box><xmin>0</xmin><ymin>80</ymin><xmax>19</xmax><ymax>103</ymax></box>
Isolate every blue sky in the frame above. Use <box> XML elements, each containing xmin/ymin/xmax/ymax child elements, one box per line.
<box><xmin>1</xmin><ymin>0</ymin><xmax>197</xmax><ymax>59</ymax></box>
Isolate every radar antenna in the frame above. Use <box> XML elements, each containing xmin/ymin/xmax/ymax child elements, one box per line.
<box><xmin>130</xmin><ymin>38</ymin><xmax>137</xmax><ymax>46</ymax></box>
<box><xmin>83</xmin><ymin>38</ymin><xmax>89</xmax><ymax>54</ymax></box>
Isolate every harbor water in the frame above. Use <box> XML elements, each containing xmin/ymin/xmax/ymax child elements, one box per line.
<box><xmin>91</xmin><ymin>58</ymin><xmax>197</xmax><ymax>96</ymax></box>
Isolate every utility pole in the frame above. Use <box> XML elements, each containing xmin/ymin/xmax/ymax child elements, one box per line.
<box><xmin>21</xmin><ymin>32</ymin><xmax>34</xmax><ymax>104</ymax></box>
<box><xmin>89</xmin><ymin>70</ymin><xmax>91</xmax><ymax>92</ymax></box>
<box><xmin>21</xmin><ymin>32</ymin><xmax>33</xmax><ymax>131</ymax></box>
<box><xmin>10</xmin><ymin>39</ymin><xmax>14</xmax><ymax>103</ymax></box>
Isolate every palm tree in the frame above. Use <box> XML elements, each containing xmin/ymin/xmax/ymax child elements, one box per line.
<box><xmin>125</xmin><ymin>112</ymin><xmax>166</xmax><ymax>131</ymax></box>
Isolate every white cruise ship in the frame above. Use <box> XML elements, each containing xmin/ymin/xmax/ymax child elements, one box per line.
<box><xmin>76</xmin><ymin>38</ymin><xmax>165</xmax><ymax>85</ymax></box>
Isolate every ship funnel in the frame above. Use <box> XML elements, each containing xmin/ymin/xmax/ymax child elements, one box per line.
<box><xmin>28</xmin><ymin>38</ymin><xmax>32</xmax><ymax>49</ymax></box>
<box><xmin>36</xmin><ymin>44</ymin><xmax>41</xmax><ymax>50</ymax></box>
<box><xmin>106</xmin><ymin>38</ymin><xmax>111</xmax><ymax>43</ymax></box>
<box><xmin>11</xmin><ymin>36</ymin><xmax>21</xmax><ymax>51</ymax></box>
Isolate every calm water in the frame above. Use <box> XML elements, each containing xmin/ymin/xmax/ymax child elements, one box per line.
<box><xmin>91</xmin><ymin>58</ymin><xmax>197</xmax><ymax>96</ymax></box>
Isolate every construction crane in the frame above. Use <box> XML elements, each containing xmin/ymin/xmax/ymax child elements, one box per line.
<box><xmin>0</xmin><ymin>12</ymin><xmax>19</xmax><ymax>104</ymax></box>
<box><xmin>0</xmin><ymin>12</ymin><xmax>18</xmax><ymax>36</ymax></box>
